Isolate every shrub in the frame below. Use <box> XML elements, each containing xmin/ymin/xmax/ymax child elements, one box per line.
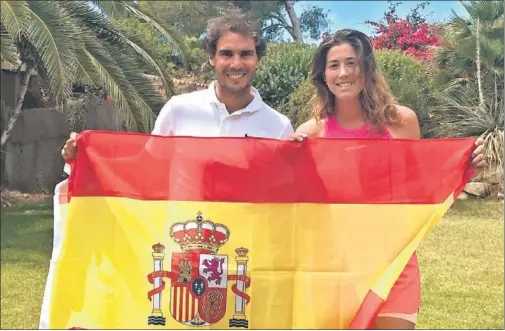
<box><xmin>367</xmin><ymin>20</ymin><xmax>442</xmax><ymax>61</ymax></box>
<box><xmin>278</xmin><ymin>76</ymin><xmax>314</xmax><ymax>128</ymax></box>
<box><xmin>429</xmin><ymin>75</ymin><xmax>504</xmax><ymax>177</ymax></box>
<box><xmin>375</xmin><ymin>50</ymin><xmax>436</xmax><ymax>136</ymax></box>
<box><xmin>253</xmin><ymin>42</ymin><xmax>316</xmax><ymax>110</ymax></box>
<box><xmin>365</xmin><ymin>1</ymin><xmax>442</xmax><ymax>61</ymax></box>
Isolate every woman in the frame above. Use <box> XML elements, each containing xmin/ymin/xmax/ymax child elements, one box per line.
<box><xmin>287</xmin><ymin>29</ymin><xmax>485</xmax><ymax>329</ymax></box>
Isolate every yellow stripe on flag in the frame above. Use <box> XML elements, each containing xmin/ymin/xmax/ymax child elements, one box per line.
<box><xmin>368</xmin><ymin>194</ymin><xmax>455</xmax><ymax>300</ymax></box>
<box><xmin>46</xmin><ymin>197</ymin><xmax>451</xmax><ymax>329</ymax></box>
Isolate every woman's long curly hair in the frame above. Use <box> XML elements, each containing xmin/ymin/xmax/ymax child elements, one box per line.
<box><xmin>310</xmin><ymin>29</ymin><xmax>399</xmax><ymax>130</ymax></box>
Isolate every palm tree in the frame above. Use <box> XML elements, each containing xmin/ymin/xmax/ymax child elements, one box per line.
<box><xmin>430</xmin><ymin>1</ymin><xmax>504</xmax><ymax>175</ymax></box>
<box><xmin>429</xmin><ymin>76</ymin><xmax>503</xmax><ymax>174</ymax></box>
<box><xmin>0</xmin><ymin>0</ymin><xmax>187</xmax><ymax>147</ymax></box>
<box><xmin>433</xmin><ymin>0</ymin><xmax>504</xmax><ymax>92</ymax></box>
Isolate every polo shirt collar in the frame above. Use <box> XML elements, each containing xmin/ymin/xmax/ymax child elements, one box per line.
<box><xmin>207</xmin><ymin>81</ymin><xmax>263</xmax><ymax>114</ymax></box>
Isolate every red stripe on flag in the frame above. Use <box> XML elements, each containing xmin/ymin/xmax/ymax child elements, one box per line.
<box><xmin>190</xmin><ymin>292</ymin><xmax>194</xmax><ymax>320</ymax></box>
<box><xmin>69</xmin><ymin>131</ymin><xmax>476</xmax><ymax>204</ymax></box>
<box><xmin>172</xmin><ymin>287</ymin><xmax>177</xmax><ymax>320</ymax></box>
<box><xmin>178</xmin><ymin>287</ymin><xmax>183</xmax><ymax>322</ymax></box>
<box><xmin>348</xmin><ymin>290</ymin><xmax>385</xmax><ymax>329</ymax></box>
<box><xmin>185</xmin><ymin>286</ymin><xmax>189</xmax><ymax>321</ymax></box>
<box><xmin>193</xmin><ymin>296</ymin><xmax>197</xmax><ymax>320</ymax></box>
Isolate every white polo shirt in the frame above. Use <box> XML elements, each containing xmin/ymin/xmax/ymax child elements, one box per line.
<box><xmin>151</xmin><ymin>81</ymin><xmax>294</xmax><ymax>139</ymax></box>
<box><xmin>63</xmin><ymin>82</ymin><xmax>293</xmax><ymax>175</ymax></box>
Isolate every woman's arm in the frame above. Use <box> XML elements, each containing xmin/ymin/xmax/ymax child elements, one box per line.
<box><xmin>386</xmin><ymin>105</ymin><xmax>421</xmax><ymax>140</ymax></box>
<box><xmin>286</xmin><ymin>118</ymin><xmax>324</xmax><ymax>141</ymax></box>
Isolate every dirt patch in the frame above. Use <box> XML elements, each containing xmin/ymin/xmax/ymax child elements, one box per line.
<box><xmin>1</xmin><ymin>187</ymin><xmax>50</xmax><ymax>207</ymax></box>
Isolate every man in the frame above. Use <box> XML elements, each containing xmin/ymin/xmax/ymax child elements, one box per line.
<box><xmin>62</xmin><ymin>13</ymin><xmax>294</xmax><ymax>160</ymax></box>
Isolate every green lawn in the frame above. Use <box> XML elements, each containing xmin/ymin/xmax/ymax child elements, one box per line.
<box><xmin>416</xmin><ymin>199</ymin><xmax>504</xmax><ymax>329</ymax></box>
<box><xmin>1</xmin><ymin>199</ymin><xmax>503</xmax><ymax>329</ymax></box>
<box><xmin>1</xmin><ymin>199</ymin><xmax>54</xmax><ymax>330</ymax></box>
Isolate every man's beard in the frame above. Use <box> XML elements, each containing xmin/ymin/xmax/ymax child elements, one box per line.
<box><xmin>217</xmin><ymin>77</ymin><xmax>252</xmax><ymax>94</ymax></box>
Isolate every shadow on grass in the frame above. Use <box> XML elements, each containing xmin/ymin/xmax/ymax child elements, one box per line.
<box><xmin>448</xmin><ymin>199</ymin><xmax>504</xmax><ymax>220</ymax></box>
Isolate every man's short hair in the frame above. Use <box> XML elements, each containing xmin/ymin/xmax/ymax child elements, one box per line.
<box><xmin>202</xmin><ymin>12</ymin><xmax>267</xmax><ymax>59</ymax></box>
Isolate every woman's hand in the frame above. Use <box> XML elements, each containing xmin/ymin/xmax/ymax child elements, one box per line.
<box><xmin>470</xmin><ymin>137</ymin><xmax>486</xmax><ymax>180</ymax></box>
<box><xmin>285</xmin><ymin>132</ymin><xmax>309</xmax><ymax>142</ymax></box>
<box><xmin>471</xmin><ymin>137</ymin><xmax>486</xmax><ymax>170</ymax></box>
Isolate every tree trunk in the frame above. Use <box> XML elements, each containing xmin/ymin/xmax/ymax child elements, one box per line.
<box><xmin>476</xmin><ymin>17</ymin><xmax>484</xmax><ymax>109</ymax></box>
<box><xmin>284</xmin><ymin>0</ymin><xmax>303</xmax><ymax>43</ymax></box>
<box><xmin>0</xmin><ymin>63</ymin><xmax>33</xmax><ymax>147</ymax></box>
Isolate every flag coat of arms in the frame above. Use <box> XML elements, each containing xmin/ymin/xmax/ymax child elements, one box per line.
<box><xmin>39</xmin><ymin>131</ymin><xmax>476</xmax><ymax>329</ymax></box>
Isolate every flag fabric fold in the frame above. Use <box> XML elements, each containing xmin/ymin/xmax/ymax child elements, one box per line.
<box><xmin>40</xmin><ymin>130</ymin><xmax>475</xmax><ymax>329</ymax></box>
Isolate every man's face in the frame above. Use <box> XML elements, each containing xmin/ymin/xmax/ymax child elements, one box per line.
<box><xmin>210</xmin><ymin>31</ymin><xmax>259</xmax><ymax>93</ymax></box>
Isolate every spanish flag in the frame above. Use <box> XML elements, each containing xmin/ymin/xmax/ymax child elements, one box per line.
<box><xmin>40</xmin><ymin>131</ymin><xmax>475</xmax><ymax>329</ymax></box>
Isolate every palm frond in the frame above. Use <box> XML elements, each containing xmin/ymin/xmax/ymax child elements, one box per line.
<box><xmin>435</xmin><ymin>1</ymin><xmax>503</xmax><ymax>86</ymax></box>
<box><xmin>119</xmin><ymin>2</ymin><xmax>190</xmax><ymax>68</ymax></box>
<box><xmin>123</xmin><ymin>74</ymin><xmax>158</xmax><ymax>131</ymax></box>
<box><xmin>24</xmin><ymin>1</ymin><xmax>79</xmax><ymax>104</ymax></box>
<box><xmin>479</xmin><ymin>37</ymin><xmax>504</xmax><ymax>74</ymax></box>
<box><xmin>60</xmin><ymin>1</ymin><xmax>174</xmax><ymax>98</ymax></box>
<box><xmin>58</xmin><ymin>1</ymin><xmax>123</xmax><ymax>44</ymax></box>
<box><xmin>74</xmin><ymin>56</ymin><xmax>97</xmax><ymax>88</ymax></box>
<box><xmin>117</xmin><ymin>58</ymin><xmax>164</xmax><ymax>107</ymax></box>
<box><xmin>430</xmin><ymin>78</ymin><xmax>504</xmax><ymax>169</ymax></box>
<box><xmin>462</xmin><ymin>0</ymin><xmax>504</xmax><ymax>22</ymax></box>
<box><xmin>483</xmin><ymin>127</ymin><xmax>504</xmax><ymax>169</ymax></box>
<box><xmin>0</xmin><ymin>0</ymin><xmax>29</xmax><ymax>41</ymax></box>
<box><xmin>117</xmin><ymin>33</ymin><xmax>175</xmax><ymax>98</ymax></box>
<box><xmin>0</xmin><ymin>23</ymin><xmax>20</xmax><ymax>66</ymax></box>
<box><xmin>112</xmin><ymin>48</ymin><xmax>163</xmax><ymax>131</ymax></box>
<box><xmin>83</xmin><ymin>48</ymin><xmax>141</xmax><ymax>131</ymax></box>
<box><xmin>80</xmin><ymin>33</ymin><xmax>154</xmax><ymax>132</ymax></box>
<box><xmin>441</xmin><ymin>77</ymin><xmax>471</xmax><ymax>93</ymax></box>
<box><xmin>89</xmin><ymin>0</ymin><xmax>125</xmax><ymax>19</ymax></box>
<box><xmin>487</xmin><ymin>22</ymin><xmax>504</xmax><ymax>41</ymax></box>
<box><xmin>448</xmin><ymin>14</ymin><xmax>472</xmax><ymax>39</ymax></box>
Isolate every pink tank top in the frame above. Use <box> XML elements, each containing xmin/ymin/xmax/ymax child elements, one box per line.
<box><xmin>324</xmin><ymin>117</ymin><xmax>392</xmax><ymax>139</ymax></box>
<box><xmin>324</xmin><ymin>116</ymin><xmax>419</xmax><ymax>297</ymax></box>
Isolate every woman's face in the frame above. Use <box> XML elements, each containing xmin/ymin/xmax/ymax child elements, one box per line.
<box><xmin>324</xmin><ymin>43</ymin><xmax>364</xmax><ymax>101</ymax></box>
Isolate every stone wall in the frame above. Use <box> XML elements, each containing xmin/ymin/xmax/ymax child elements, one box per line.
<box><xmin>2</xmin><ymin>97</ymin><xmax>121</xmax><ymax>193</ymax></box>
<box><xmin>1</xmin><ymin>65</ymin><xmax>45</xmax><ymax>110</ymax></box>
<box><xmin>1</xmin><ymin>78</ymin><xmax>207</xmax><ymax>193</ymax></box>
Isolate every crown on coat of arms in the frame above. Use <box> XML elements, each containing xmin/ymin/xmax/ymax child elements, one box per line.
<box><xmin>170</xmin><ymin>212</ymin><xmax>230</xmax><ymax>254</ymax></box>
<box><xmin>152</xmin><ymin>242</ymin><xmax>165</xmax><ymax>253</ymax></box>
<box><xmin>235</xmin><ymin>247</ymin><xmax>249</xmax><ymax>257</ymax></box>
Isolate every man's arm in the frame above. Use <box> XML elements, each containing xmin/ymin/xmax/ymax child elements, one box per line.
<box><xmin>151</xmin><ymin>101</ymin><xmax>174</xmax><ymax>137</ymax></box>
<box><xmin>279</xmin><ymin>121</ymin><xmax>295</xmax><ymax>140</ymax></box>
<box><xmin>61</xmin><ymin>99</ymin><xmax>176</xmax><ymax>174</ymax></box>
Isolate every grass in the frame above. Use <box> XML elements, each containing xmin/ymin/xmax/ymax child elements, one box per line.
<box><xmin>1</xmin><ymin>198</ymin><xmax>53</xmax><ymax>330</ymax></box>
<box><xmin>416</xmin><ymin>199</ymin><xmax>504</xmax><ymax>329</ymax></box>
<box><xmin>0</xmin><ymin>199</ymin><xmax>503</xmax><ymax>329</ymax></box>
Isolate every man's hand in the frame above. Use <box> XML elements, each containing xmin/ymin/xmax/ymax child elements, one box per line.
<box><xmin>62</xmin><ymin>132</ymin><xmax>78</xmax><ymax>161</ymax></box>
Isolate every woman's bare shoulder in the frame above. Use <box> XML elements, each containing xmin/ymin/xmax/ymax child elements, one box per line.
<box><xmin>295</xmin><ymin>118</ymin><xmax>325</xmax><ymax>137</ymax></box>
<box><xmin>387</xmin><ymin>105</ymin><xmax>420</xmax><ymax>139</ymax></box>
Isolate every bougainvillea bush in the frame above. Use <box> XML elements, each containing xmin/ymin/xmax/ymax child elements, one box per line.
<box><xmin>367</xmin><ymin>19</ymin><xmax>442</xmax><ymax>61</ymax></box>
<box><xmin>365</xmin><ymin>1</ymin><xmax>442</xmax><ymax>61</ymax></box>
